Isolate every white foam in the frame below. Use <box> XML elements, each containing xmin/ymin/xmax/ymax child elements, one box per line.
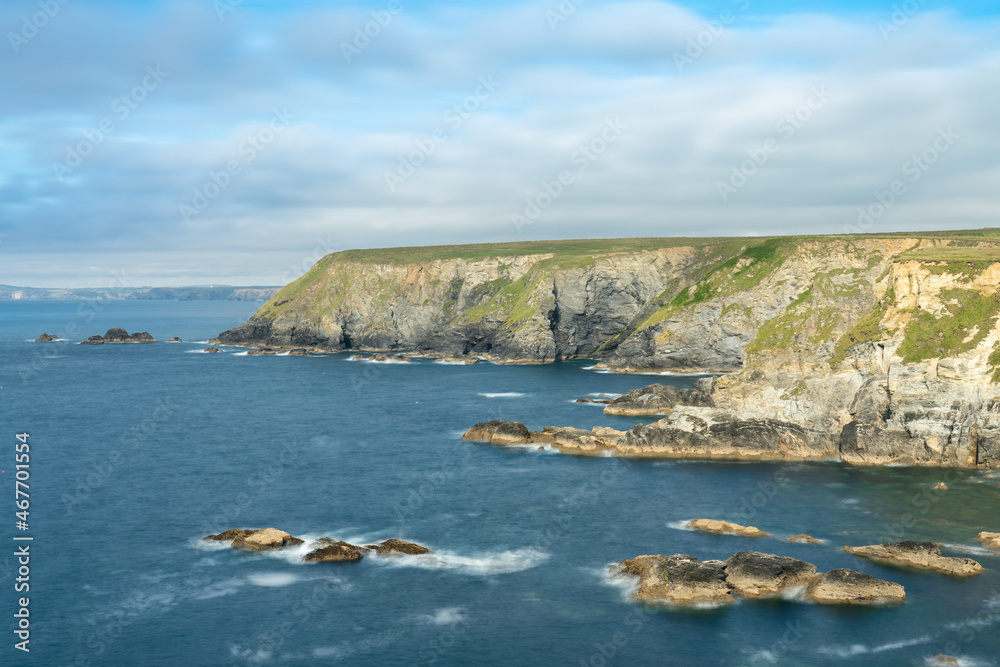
<box><xmin>941</xmin><ymin>542</ymin><xmax>998</xmax><ymax>557</ymax></box>
<box><xmin>478</xmin><ymin>392</ymin><xmax>526</xmax><ymax>398</ymax></box>
<box><xmin>415</xmin><ymin>607</ymin><xmax>467</xmax><ymax>626</ymax></box>
<box><xmin>818</xmin><ymin>635</ymin><xmax>932</xmax><ymax>658</ymax></box>
<box><xmin>667</xmin><ymin>519</ymin><xmax>696</xmax><ymax>531</ymax></box>
<box><xmin>372</xmin><ymin>547</ymin><xmax>549</xmax><ymax>575</ymax></box>
<box><xmin>872</xmin><ymin>635</ymin><xmax>932</xmax><ymax>653</ymax></box>
<box><xmin>232</xmin><ymin>351</ymin><xmax>249</xmax><ymax>356</ymax></box>
<box><xmin>363</xmin><ymin>357</ymin><xmax>413</xmax><ymax>364</ymax></box>
<box><xmin>435</xmin><ymin>359</ymin><xmax>475</xmax><ymax>365</ymax></box>
<box><xmin>779</xmin><ymin>584</ymin><xmax>809</xmax><ymax>601</ymax></box>
<box><xmin>247</xmin><ymin>572</ymin><xmax>301</xmax><ymax>587</ymax></box>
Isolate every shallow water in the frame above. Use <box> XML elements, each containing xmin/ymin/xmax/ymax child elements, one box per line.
<box><xmin>2</xmin><ymin>300</ymin><xmax>999</xmax><ymax>666</ymax></box>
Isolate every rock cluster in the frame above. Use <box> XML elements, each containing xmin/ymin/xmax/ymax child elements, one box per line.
<box><xmin>203</xmin><ymin>529</ymin><xmax>430</xmax><ymax>563</ymax></box>
<box><xmin>612</xmin><ymin>550</ymin><xmax>905</xmax><ymax>606</ymax></box>
<box><xmin>81</xmin><ymin>328</ymin><xmax>156</xmax><ymax>344</ymax></box>
<box><xmin>843</xmin><ymin>541</ymin><xmax>985</xmax><ymax>577</ymax></box>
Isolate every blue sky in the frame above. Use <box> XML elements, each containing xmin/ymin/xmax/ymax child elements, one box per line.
<box><xmin>2</xmin><ymin>0</ymin><xmax>999</xmax><ymax>287</ymax></box>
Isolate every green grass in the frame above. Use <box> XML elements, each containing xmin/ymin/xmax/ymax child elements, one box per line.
<box><xmin>898</xmin><ymin>289</ymin><xmax>1000</xmax><ymax>362</ymax></box>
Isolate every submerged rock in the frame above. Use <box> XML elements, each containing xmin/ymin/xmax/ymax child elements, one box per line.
<box><xmin>687</xmin><ymin>519</ymin><xmax>771</xmax><ymax>538</ymax></box>
<box><xmin>787</xmin><ymin>534</ymin><xmax>823</xmax><ymax>544</ymax></box>
<box><xmin>604</xmin><ymin>383</ymin><xmax>712</xmax><ymax>416</ymax></box>
<box><xmin>247</xmin><ymin>348</ymin><xmax>276</xmax><ymax>356</ymax></box>
<box><xmin>843</xmin><ymin>542</ymin><xmax>984</xmax><ymax>577</ymax></box>
<box><xmin>204</xmin><ymin>347</ymin><xmax>220</xmax><ymax>353</ymax></box>
<box><xmin>978</xmin><ymin>531</ymin><xmax>1000</xmax><ymax>549</ymax></box>
<box><xmin>34</xmin><ymin>333</ymin><xmax>58</xmax><ymax>342</ymax></box>
<box><xmin>723</xmin><ymin>551</ymin><xmax>816</xmax><ymax>598</ymax></box>
<box><xmin>304</xmin><ymin>540</ymin><xmax>364</xmax><ymax>562</ymax></box>
<box><xmin>575</xmin><ymin>398</ymin><xmax>612</xmax><ymax>404</ymax></box>
<box><xmin>434</xmin><ymin>357</ymin><xmax>478</xmax><ymax>364</ymax></box>
<box><xmin>364</xmin><ymin>539</ymin><xmax>431</xmax><ymax>555</ymax></box>
<box><xmin>928</xmin><ymin>655</ymin><xmax>961</xmax><ymax>666</ymax></box>
<box><xmin>805</xmin><ymin>568</ymin><xmax>905</xmax><ymax>604</ymax></box>
<box><xmin>463</xmin><ymin>420</ymin><xmax>533</xmax><ymax>445</ymax></box>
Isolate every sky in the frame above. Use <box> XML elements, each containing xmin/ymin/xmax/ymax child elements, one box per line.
<box><xmin>1</xmin><ymin>0</ymin><xmax>999</xmax><ymax>287</ymax></box>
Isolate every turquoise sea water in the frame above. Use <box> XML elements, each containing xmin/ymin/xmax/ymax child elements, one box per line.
<box><xmin>1</xmin><ymin>300</ymin><xmax>998</xmax><ymax>666</ymax></box>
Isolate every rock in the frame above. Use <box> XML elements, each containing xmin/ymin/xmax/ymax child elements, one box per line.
<box><xmin>976</xmin><ymin>531</ymin><xmax>1000</xmax><ymax>549</ymax></box>
<box><xmin>434</xmin><ymin>357</ymin><xmax>478</xmax><ymax>364</ymax></box>
<box><xmin>604</xmin><ymin>383</ymin><xmax>712</xmax><ymax>416</ymax></box>
<box><xmin>349</xmin><ymin>354</ymin><xmax>365</xmax><ymax>361</ymax></box>
<box><xmin>204</xmin><ymin>347</ymin><xmax>220</xmax><ymax>353</ymax></box>
<box><xmin>723</xmin><ymin>551</ymin><xmax>816</xmax><ymax>598</ymax></box>
<box><xmin>370</xmin><ymin>353</ymin><xmax>412</xmax><ymax>363</ymax></box>
<box><xmin>230</xmin><ymin>528</ymin><xmax>304</xmax><ymax>551</ymax></box>
<box><xmin>288</xmin><ymin>348</ymin><xmax>309</xmax><ymax>356</ymax></box>
<box><xmin>462</xmin><ymin>420</ymin><xmax>533</xmax><ymax>445</ymax></box>
<box><xmin>204</xmin><ymin>529</ymin><xmax>255</xmax><ymax>542</ymax></box>
<box><xmin>575</xmin><ymin>398</ymin><xmax>611</xmax><ymax>404</ymax></box>
<box><xmin>843</xmin><ymin>542</ymin><xmax>984</xmax><ymax>577</ymax></box>
<box><xmin>34</xmin><ymin>333</ymin><xmax>58</xmax><ymax>342</ymax></box>
<box><xmin>168</xmin><ymin>337</ymin><xmax>182</xmax><ymax>342</ymax></box>
<box><xmin>247</xmin><ymin>349</ymin><xmax>276</xmax><ymax>356</ymax></box>
<box><xmin>81</xmin><ymin>328</ymin><xmax>157</xmax><ymax>344</ymax></box>
<box><xmin>687</xmin><ymin>519</ymin><xmax>771</xmax><ymax>538</ymax></box>
<box><xmin>304</xmin><ymin>540</ymin><xmax>364</xmax><ymax>562</ymax></box>
<box><xmin>787</xmin><ymin>534</ymin><xmax>823</xmax><ymax>544</ymax></box>
<box><xmin>928</xmin><ymin>655</ymin><xmax>961</xmax><ymax>666</ymax></box>
<box><xmin>934</xmin><ymin>482</ymin><xmax>948</xmax><ymax>490</ymax></box>
<box><xmin>364</xmin><ymin>539</ymin><xmax>430</xmax><ymax>555</ymax></box>
<box><xmin>805</xmin><ymin>568</ymin><xmax>905</xmax><ymax>604</ymax></box>
<box><xmin>612</xmin><ymin>554</ymin><xmax>733</xmax><ymax>606</ymax></box>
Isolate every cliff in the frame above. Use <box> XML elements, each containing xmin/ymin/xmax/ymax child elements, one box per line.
<box><xmin>215</xmin><ymin>232</ymin><xmax>1000</xmax><ymax>467</ymax></box>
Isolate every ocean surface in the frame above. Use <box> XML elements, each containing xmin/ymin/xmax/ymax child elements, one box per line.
<box><xmin>1</xmin><ymin>299</ymin><xmax>999</xmax><ymax>667</ymax></box>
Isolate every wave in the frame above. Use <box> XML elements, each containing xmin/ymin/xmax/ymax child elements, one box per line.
<box><xmin>246</xmin><ymin>572</ymin><xmax>301</xmax><ymax>587</ymax></box>
<box><xmin>371</xmin><ymin>546</ymin><xmax>549</xmax><ymax>575</ymax></box>
<box><xmin>478</xmin><ymin>392</ymin><xmax>526</xmax><ymax>398</ymax></box>
<box><xmin>413</xmin><ymin>607</ymin><xmax>467</xmax><ymax>626</ymax></box>
<box><xmin>818</xmin><ymin>635</ymin><xmax>933</xmax><ymax>658</ymax></box>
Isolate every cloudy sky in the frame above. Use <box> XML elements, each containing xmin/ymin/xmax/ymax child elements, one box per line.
<box><xmin>1</xmin><ymin>0</ymin><xmax>998</xmax><ymax>287</ymax></box>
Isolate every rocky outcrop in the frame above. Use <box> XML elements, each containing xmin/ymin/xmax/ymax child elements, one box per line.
<box><xmin>304</xmin><ymin>539</ymin><xmax>364</xmax><ymax>562</ymax></box>
<box><xmin>288</xmin><ymin>348</ymin><xmax>310</xmax><ymax>356</ymax></box>
<box><xmin>612</xmin><ymin>551</ymin><xmax>904</xmax><ymax>606</ymax></box>
<box><xmin>80</xmin><ymin>328</ymin><xmax>156</xmax><ymax>344</ymax></box>
<box><xmin>805</xmin><ymin>568</ymin><xmax>906</xmax><ymax>604</ymax></box>
<box><xmin>463</xmin><ymin>421</ymin><xmax>533</xmax><ymax>445</ymax></box>
<box><xmin>687</xmin><ymin>519</ymin><xmax>770</xmax><ymax>538</ymax></box>
<box><xmin>723</xmin><ymin>551</ymin><xmax>816</xmax><ymax>598</ymax></box>
<box><xmin>843</xmin><ymin>542</ymin><xmax>985</xmax><ymax>577</ymax></box>
<box><xmin>787</xmin><ymin>534</ymin><xmax>823</xmax><ymax>544</ymax></box>
<box><xmin>204</xmin><ymin>528</ymin><xmax>304</xmax><ymax>551</ymax></box>
<box><xmin>603</xmin><ymin>382</ymin><xmax>712</xmax><ymax>416</ymax></box>
<box><xmin>168</xmin><ymin>337</ymin><xmax>182</xmax><ymax>342</ymax></box>
<box><xmin>34</xmin><ymin>333</ymin><xmax>58</xmax><ymax>342</ymax></box>
<box><xmin>247</xmin><ymin>349</ymin><xmax>276</xmax><ymax>356</ymax></box>
<box><xmin>364</xmin><ymin>539</ymin><xmax>431</xmax><ymax>555</ymax></box>
<box><xmin>204</xmin><ymin>347</ymin><xmax>221</xmax><ymax>353</ymax></box>
<box><xmin>434</xmin><ymin>357</ymin><xmax>478</xmax><ymax>364</ymax></box>
<box><xmin>977</xmin><ymin>531</ymin><xmax>1000</xmax><ymax>549</ymax></box>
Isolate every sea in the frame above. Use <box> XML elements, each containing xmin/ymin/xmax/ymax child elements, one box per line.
<box><xmin>1</xmin><ymin>299</ymin><xmax>998</xmax><ymax>666</ymax></box>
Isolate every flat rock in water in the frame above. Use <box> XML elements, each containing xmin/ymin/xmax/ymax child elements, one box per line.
<box><xmin>204</xmin><ymin>347</ymin><xmax>221</xmax><ymax>353</ymax></box>
<box><xmin>723</xmin><ymin>551</ymin><xmax>816</xmax><ymax>598</ymax></box>
<box><xmin>787</xmin><ymin>534</ymin><xmax>823</xmax><ymax>544</ymax></box>
<box><xmin>34</xmin><ymin>333</ymin><xmax>58</xmax><ymax>342</ymax></box>
<box><xmin>805</xmin><ymin>568</ymin><xmax>905</xmax><ymax>604</ymax></box>
<box><xmin>304</xmin><ymin>541</ymin><xmax>364</xmax><ymax>562</ymax></box>
<box><xmin>221</xmin><ymin>528</ymin><xmax>304</xmax><ymax>551</ymax></box>
<box><xmin>687</xmin><ymin>519</ymin><xmax>771</xmax><ymax>537</ymax></box>
<box><xmin>364</xmin><ymin>539</ymin><xmax>431</xmax><ymax>555</ymax></box>
<box><xmin>843</xmin><ymin>541</ymin><xmax>984</xmax><ymax>577</ymax></box>
<box><xmin>463</xmin><ymin>420</ymin><xmax>533</xmax><ymax>445</ymax></box>
<box><xmin>613</xmin><ymin>554</ymin><xmax>733</xmax><ymax>606</ymax></box>
<box><xmin>978</xmin><ymin>531</ymin><xmax>1000</xmax><ymax>549</ymax></box>
<box><xmin>247</xmin><ymin>349</ymin><xmax>276</xmax><ymax>355</ymax></box>
<box><xmin>603</xmin><ymin>383</ymin><xmax>712</xmax><ymax>416</ymax></box>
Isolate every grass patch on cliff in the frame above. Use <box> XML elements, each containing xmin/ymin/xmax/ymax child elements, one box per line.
<box><xmin>828</xmin><ymin>292</ymin><xmax>894</xmax><ymax>366</ymax></box>
<box><xmin>897</xmin><ymin>288</ymin><xmax>1000</xmax><ymax>362</ymax></box>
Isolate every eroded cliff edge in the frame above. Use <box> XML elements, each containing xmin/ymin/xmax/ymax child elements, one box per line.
<box><xmin>216</xmin><ymin>233</ymin><xmax>1000</xmax><ymax>467</ymax></box>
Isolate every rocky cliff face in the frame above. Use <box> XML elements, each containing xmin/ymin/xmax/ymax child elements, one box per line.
<box><xmin>216</xmin><ymin>234</ymin><xmax>1000</xmax><ymax>467</ymax></box>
